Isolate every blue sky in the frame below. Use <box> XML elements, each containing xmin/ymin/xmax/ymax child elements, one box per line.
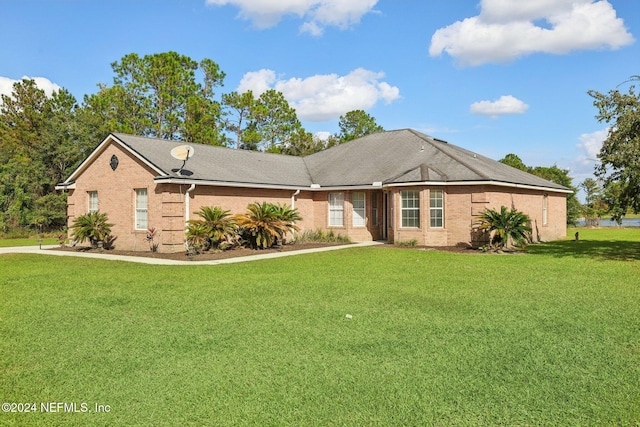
<box><xmin>1</xmin><ymin>0</ymin><xmax>638</xmax><ymax>191</ymax></box>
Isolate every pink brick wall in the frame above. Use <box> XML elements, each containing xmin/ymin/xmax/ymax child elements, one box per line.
<box><xmin>66</xmin><ymin>141</ymin><xmax>567</xmax><ymax>252</ymax></box>
<box><xmin>66</xmin><ymin>143</ymin><xmax>161</xmax><ymax>252</ymax></box>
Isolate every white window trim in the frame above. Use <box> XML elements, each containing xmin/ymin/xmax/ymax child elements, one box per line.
<box><xmin>88</xmin><ymin>191</ymin><xmax>98</xmax><ymax>213</ymax></box>
<box><xmin>543</xmin><ymin>194</ymin><xmax>548</xmax><ymax>226</ymax></box>
<box><xmin>429</xmin><ymin>189</ymin><xmax>444</xmax><ymax>228</ymax></box>
<box><xmin>328</xmin><ymin>192</ymin><xmax>344</xmax><ymax>227</ymax></box>
<box><xmin>401</xmin><ymin>190</ymin><xmax>420</xmax><ymax>228</ymax></box>
<box><xmin>352</xmin><ymin>192</ymin><xmax>366</xmax><ymax>227</ymax></box>
<box><xmin>135</xmin><ymin>188</ymin><xmax>148</xmax><ymax>230</ymax></box>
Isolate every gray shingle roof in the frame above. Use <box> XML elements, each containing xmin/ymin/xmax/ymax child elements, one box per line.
<box><xmin>92</xmin><ymin>130</ymin><xmax>569</xmax><ymax>192</ymax></box>
<box><xmin>112</xmin><ymin>133</ymin><xmax>313</xmax><ymax>187</ymax></box>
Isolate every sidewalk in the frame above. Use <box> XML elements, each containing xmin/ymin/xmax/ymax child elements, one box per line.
<box><xmin>0</xmin><ymin>242</ymin><xmax>382</xmax><ymax>265</ymax></box>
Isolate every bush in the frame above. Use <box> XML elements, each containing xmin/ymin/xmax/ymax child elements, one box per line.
<box><xmin>476</xmin><ymin>206</ymin><xmax>532</xmax><ymax>249</ymax></box>
<box><xmin>70</xmin><ymin>211</ymin><xmax>114</xmax><ymax>249</ymax></box>
<box><xmin>187</xmin><ymin>206</ymin><xmax>238</xmax><ymax>251</ymax></box>
<box><xmin>293</xmin><ymin>228</ymin><xmax>351</xmax><ymax>244</ymax></box>
<box><xmin>235</xmin><ymin>202</ymin><xmax>301</xmax><ymax>249</ymax></box>
<box><xmin>396</xmin><ymin>239</ymin><xmax>418</xmax><ymax>247</ymax></box>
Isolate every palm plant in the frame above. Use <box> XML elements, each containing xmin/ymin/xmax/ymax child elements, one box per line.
<box><xmin>185</xmin><ymin>222</ymin><xmax>208</xmax><ymax>254</ymax></box>
<box><xmin>70</xmin><ymin>211</ymin><xmax>114</xmax><ymax>248</ymax></box>
<box><xmin>234</xmin><ymin>202</ymin><xmax>301</xmax><ymax>249</ymax></box>
<box><xmin>476</xmin><ymin>206</ymin><xmax>532</xmax><ymax>249</ymax></box>
<box><xmin>188</xmin><ymin>206</ymin><xmax>237</xmax><ymax>250</ymax></box>
<box><xmin>271</xmin><ymin>202</ymin><xmax>302</xmax><ymax>242</ymax></box>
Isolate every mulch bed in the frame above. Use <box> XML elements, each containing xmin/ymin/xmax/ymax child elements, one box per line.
<box><xmin>49</xmin><ymin>242</ymin><xmax>484</xmax><ymax>262</ymax></box>
<box><xmin>50</xmin><ymin>242</ymin><xmax>350</xmax><ymax>261</ymax></box>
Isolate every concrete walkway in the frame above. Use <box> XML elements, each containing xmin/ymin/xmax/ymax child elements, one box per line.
<box><xmin>0</xmin><ymin>242</ymin><xmax>382</xmax><ymax>265</ymax></box>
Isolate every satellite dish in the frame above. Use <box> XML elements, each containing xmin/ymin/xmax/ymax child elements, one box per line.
<box><xmin>170</xmin><ymin>145</ymin><xmax>195</xmax><ymax>175</ymax></box>
<box><xmin>171</xmin><ymin>145</ymin><xmax>195</xmax><ymax>161</ymax></box>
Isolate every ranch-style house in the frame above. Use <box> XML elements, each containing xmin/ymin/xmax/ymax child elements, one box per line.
<box><xmin>56</xmin><ymin>129</ymin><xmax>570</xmax><ymax>252</ymax></box>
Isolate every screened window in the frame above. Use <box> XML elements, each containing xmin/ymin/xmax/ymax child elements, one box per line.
<box><xmin>430</xmin><ymin>189</ymin><xmax>444</xmax><ymax>228</ymax></box>
<box><xmin>135</xmin><ymin>188</ymin><xmax>148</xmax><ymax>230</ymax></box>
<box><xmin>543</xmin><ymin>194</ymin><xmax>548</xmax><ymax>225</ymax></box>
<box><xmin>371</xmin><ymin>193</ymin><xmax>379</xmax><ymax>226</ymax></box>
<box><xmin>88</xmin><ymin>191</ymin><xmax>98</xmax><ymax>213</ymax></box>
<box><xmin>401</xmin><ymin>190</ymin><xmax>420</xmax><ymax>228</ymax></box>
<box><xmin>352</xmin><ymin>192</ymin><xmax>366</xmax><ymax>227</ymax></box>
<box><xmin>329</xmin><ymin>192</ymin><xmax>344</xmax><ymax>226</ymax></box>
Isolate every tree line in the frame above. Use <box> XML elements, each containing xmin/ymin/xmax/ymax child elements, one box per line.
<box><xmin>0</xmin><ymin>51</ymin><xmax>382</xmax><ymax>233</ymax></box>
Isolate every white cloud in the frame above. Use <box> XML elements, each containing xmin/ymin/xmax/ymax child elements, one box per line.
<box><xmin>236</xmin><ymin>68</ymin><xmax>400</xmax><ymax>122</ymax></box>
<box><xmin>470</xmin><ymin>95</ymin><xmax>529</xmax><ymax>118</ymax></box>
<box><xmin>0</xmin><ymin>76</ymin><xmax>61</xmax><ymax>99</ymax></box>
<box><xmin>577</xmin><ymin>128</ymin><xmax>607</xmax><ymax>161</ymax></box>
<box><xmin>236</xmin><ymin>69</ymin><xmax>277</xmax><ymax>95</ymax></box>
<box><xmin>205</xmin><ymin>0</ymin><xmax>378</xmax><ymax>35</ymax></box>
<box><xmin>429</xmin><ymin>0</ymin><xmax>635</xmax><ymax>66</ymax></box>
<box><xmin>565</xmin><ymin>128</ymin><xmax>608</xmax><ymax>186</ymax></box>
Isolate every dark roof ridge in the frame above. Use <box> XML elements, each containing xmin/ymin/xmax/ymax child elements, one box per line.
<box><xmin>407</xmin><ymin>129</ymin><xmax>492</xmax><ymax>180</ymax></box>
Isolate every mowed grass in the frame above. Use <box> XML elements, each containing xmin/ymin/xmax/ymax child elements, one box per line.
<box><xmin>1</xmin><ymin>229</ymin><xmax>639</xmax><ymax>426</ymax></box>
<box><xmin>0</xmin><ymin>238</ymin><xmax>58</xmax><ymax>248</ymax></box>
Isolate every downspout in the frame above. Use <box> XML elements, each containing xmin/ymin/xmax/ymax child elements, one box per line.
<box><xmin>185</xmin><ymin>184</ymin><xmax>196</xmax><ymax>249</ymax></box>
<box><xmin>291</xmin><ymin>189</ymin><xmax>301</xmax><ymax>209</ymax></box>
<box><xmin>291</xmin><ymin>189</ymin><xmax>301</xmax><ymax>239</ymax></box>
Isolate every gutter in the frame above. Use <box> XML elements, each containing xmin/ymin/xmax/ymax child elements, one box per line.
<box><xmin>383</xmin><ymin>180</ymin><xmax>573</xmax><ymax>194</ymax></box>
<box><xmin>155</xmin><ymin>177</ymin><xmax>571</xmax><ymax>194</ymax></box>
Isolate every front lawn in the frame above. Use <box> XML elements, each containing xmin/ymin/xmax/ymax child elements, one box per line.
<box><xmin>1</xmin><ymin>229</ymin><xmax>639</xmax><ymax>425</ymax></box>
<box><xmin>0</xmin><ymin>237</ymin><xmax>59</xmax><ymax>248</ymax></box>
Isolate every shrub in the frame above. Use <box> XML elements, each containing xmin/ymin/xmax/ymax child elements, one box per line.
<box><xmin>235</xmin><ymin>202</ymin><xmax>301</xmax><ymax>249</ymax></box>
<box><xmin>70</xmin><ymin>211</ymin><xmax>114</xmax><ymax>249</ymax></box>
<box><xmin>146</xmin><ymin>227</ymin><xmax>160</xmax><ymax>252</ymax></box>
<box><xmin>185</xmin><ymin>223</ymin><xmax>208</xmax><ymax>255</ymax></box>
<box><xmin>476</xmin><ymin>206</ymin><xmax>532</xmax><ymax>249</ymax></box>
<box><xmin>396</xmin><ymin>239</ymin><xmax>418</xmax><ymax>247</ymax></box>
<box><xmin>187</xmin><ymin>206</ymin><xmax>237</xmax><ymax>250</ymax></box>
<box><xmin>294</xmin><ymin>228</ymin><xmax>351</xmax><ymax>244</ymax></box>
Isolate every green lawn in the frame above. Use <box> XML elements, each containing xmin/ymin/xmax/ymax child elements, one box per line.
<box><xmin>1</xmin><ymin>229</ymin><xmax>639</xmax><ymax>425</ymax></box>
<box><xmin>0</xmin><ymin>237</ymin><xmax>58</xmax><ymax>248</ymax></box>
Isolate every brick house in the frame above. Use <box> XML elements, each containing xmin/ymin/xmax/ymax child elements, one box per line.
<box><xmin>56</xmin><ymin>129</ymin><xmax>570</xmax><ymax>252</ymax></box>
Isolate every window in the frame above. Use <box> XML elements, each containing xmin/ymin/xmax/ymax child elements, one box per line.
<box><xmin>88</xmin><ymin>191</ymin><xmax>98</xmax><ymax>213</ymax></box>
<box><xmin>371</xmin><ymin>193</ymin><xmax>379</xmax><ymax>226</ymax></box>
<box><xmin>352</xmin><ymin>192</ymin><xmax>366</xmax><ymax>227</ymax></box>
<box><xmin>328</xmin><ymin>192</ymin><xmax>344</xmax><ymax>226</ymax></box>
<box><xmin>543</xmin><ymin>194</ymin><xmax>548</xmax><ymax>225</ymax></box>
<box><xmin>401</xmin><ymin>190</ymin><xmax>420</xmax><ymax>228</ymax></box>
<box><xmin>430</xmin><ymin>189</ymin><xmax>444</xmax><ymax>228</ymax></box>
<box><xmin>135</xmin><ymin>188</ymin><xmax>148</xmax><ymax>230</ymax></box>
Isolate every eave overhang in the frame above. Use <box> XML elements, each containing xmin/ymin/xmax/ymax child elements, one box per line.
<box><xmin>383</xmin><ymin>180</ymin><xmax>573</xmax><ymax>194</ymax></box>
<box><xmin>154</xmin><ymin>176</ymin><xmax>571</xmax><ymax>194</ymax></box>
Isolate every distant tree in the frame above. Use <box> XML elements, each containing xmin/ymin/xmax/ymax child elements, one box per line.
<box><xmin>81</xmin><ymin>52</ymin><xmax>226</xmax><ymax>144</ymax></box>
<box><xmin>499</xmin><ymin>155</ymin><xmax>581</xmax><ymax>226</ymax></box>
<box><xmin>580</xmin><ymin>178</ymin><xmax>606</xmax><ymax>226</ymax></box>
<box><xmin>222</xmin><ymin>90</ymin><xmax>256</xmax><ymax>149</ymax></box>
<box><xmin>281</xmin><ymin>130</ymin><xmax>335</xmax><ymax>156</ymax></box>
<box><xmin>337</xmin><ymin>110</ymin><xmax>383</xmax><ymax>143</ymax></box>
<box><xmin>499</xmin><ymin>153</ymin><xmax>528</xmax><ymax>171</ymax></box>
<box><xmin>0</xmin><ymin>79</ymin><xmax>89</xmax><ymax>231</ymax></box>
<box><xmin>252</xmin><ymin>89</ymin><xmax>302</xmax><ymax>152</ymax></box>
<box><xmin>588</xmin><ymin>76</ymin><xmax>640</xmax><ymax>221</ymax></box>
